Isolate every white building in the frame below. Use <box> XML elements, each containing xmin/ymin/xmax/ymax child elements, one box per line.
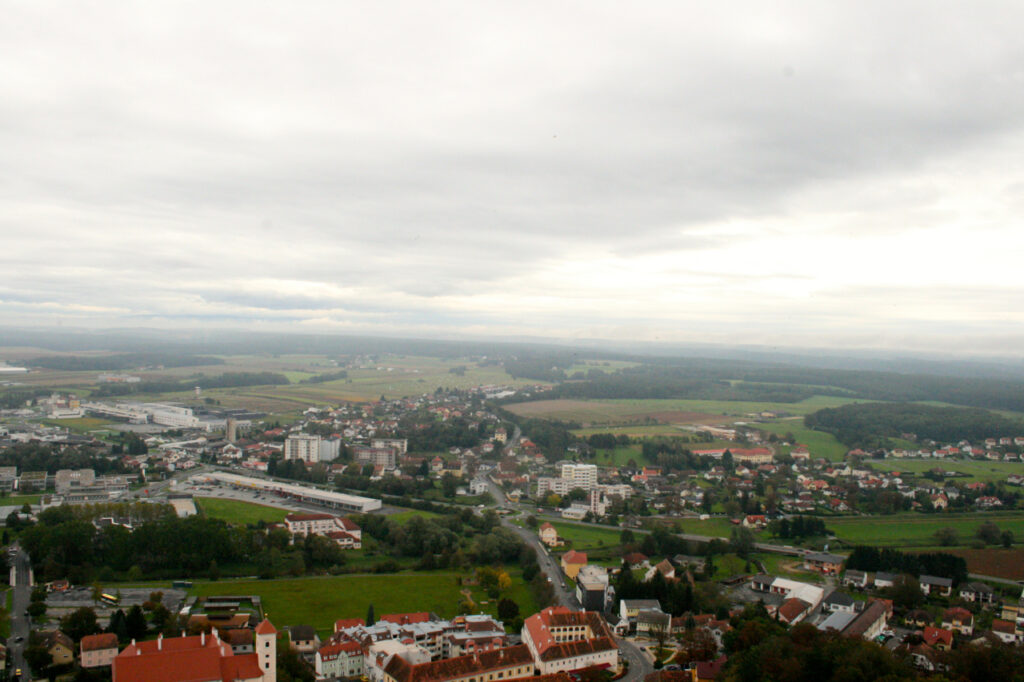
<box><xmin>284</xmin><ymin>434</ymin><xmax>322</xmax><ymax>463</ymax></box>
<box><xmin>521</xmin><ymin>607</ymin><xmax>618</xmax><ymax>674</ymax></box>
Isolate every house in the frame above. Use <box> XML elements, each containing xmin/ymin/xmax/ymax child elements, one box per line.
<box><xmin>81</xmin><ymin>632</ymin><xmax>119</xmax><ymax>668</ymax></box>
<box><xmin>561</xmin><ymin>550</ymin><xmax>587</xmax><ymax>580</ymax></box>
<box><xmin>942</xmin><ymin>607</ymin><xmax>974</xmax><ymax>636</ymax></box>
<box><xmin>112</xmin><ymin>620</ymin><xmax>277</xmax><ymax>682</ymax></box>
<box><xmin>803</xmin><ymin>552</ymin><xmax>844</xmax><ymax>575</ymax></box>
<box><xmin>920</xmin><ymin>575</ymin><xmax>953</xmax><ymax>597</ymax></box>
<box><xmin>521</xmin><ymin>607</ymin><xmax>619</xmax><ymax>674</ymax></box>
<box><xmin>991</xmin><ymin>619</ymin><xmax>1020</xmax><ymax>644</ymax></box>
<box><xmin>776</xmin><ymin>597</ymin><xmax>812</xmax><ymax>624</ymax></box>
<box><xmin>289</xmin><ymin>625</ymin><xmax>320</xmax><ymax>653</ymax></box>
<box><xmin>316</xmin><ymin>640</ymin><xmax>364</xmax><ymax>679</ymax></box>
<box><xmin>575</xmin><ymin>565</ymin><xmax>612</xmax><ymax>613</ymax></box>
<box><xmin>41</xmin><ymin>630</ymin><xmax>75</xmax><ymax>666</ymax></box>
<box><xmin>539</xmin><ymin>523</ymin><xmax>562</xmax><ymax>547</ymax></box>
<box><xmin>922</xmin><ymin>626</ymin><xmax>953</xmax><ymax>651</ymax></box>
<box><xmin>959</xmin><ymin>582</ymin><xmax>996</xmax><ymax>605</ymax></box>
<box><xmin>645</xmin><ymin>559</ymin><xmax>675</xmax><ymax>582</ymax></box>
<box><xmin>742</xmin><ymin>515</ymin><xmax>766</xmax><ymax>529</ymax></box>
<box><xmin>874</xmin><ymin>572</ymin><xmax>896</xmax><ymax>589</ymax></box>
<box><xmin>823</xmin><ymin>590</ymin><xmax>856</xmax><ymax>614</ymax></box>
<box><xmin>622</xmin><ymin>552</ymin><xmax>649</xmax><ymax>570</ymax></box>
<box><xmin>620</xmin><ymin>599</ymin><xmax>663</xmax><ymax>630</ymax></box>
<box><xmin>842</xmin><ymin>570</ymin><xmax>868</xmax><ymax>589</ymax></box>
<box><xmin>636</xmin><ymin>609</ymin><xmax>672</xmax><ymax>637</ymax></box>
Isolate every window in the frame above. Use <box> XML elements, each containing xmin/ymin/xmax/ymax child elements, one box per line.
<box><xmin>266</xmin><ymin>642</ymin><xmax>270</xmax><ymax>647</ymax></box>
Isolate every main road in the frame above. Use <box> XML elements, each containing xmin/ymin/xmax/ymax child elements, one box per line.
<box><xmin>8</xmin><ymin>545</ymin><xmax>32</xmax><ymax>679</ymax></box>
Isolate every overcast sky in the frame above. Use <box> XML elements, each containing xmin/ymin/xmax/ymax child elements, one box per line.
<box><xmin>4</xmin><ymin>2</ymin><xmax>1024</xmax><ymax>353</ymax></box>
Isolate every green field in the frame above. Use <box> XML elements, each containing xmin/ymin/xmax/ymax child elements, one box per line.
<box><xmin>550</xmin><ymin>522</ymin><xmax>623</xmax><ymax>551</ymax></box>
<box><xmin>195</xmin><ymin>497</ymin><xmax>289</xmax><ymax>525</ymax></box>
<box><xmin>41</xmin><ymin>416</ymin><xmax>117</xmax><ymax>433</ymax></box>
<box><xmin>870</xmin><ymin>459</ymin><xmax>1024</xmax><ymax>482</ymax></box>
<box><xmin>507</xmin><ymin>396</ymin><xmax>865</xmax><ymax>426</ymax></box>
<box><xmin>188</xmin><ymin>569</ymin><xmax>536</xmax><ymax>638</ymax></box>
<box><xmin>572</xmin><ymin>425</ymin><xmax>691</xmax><ymax>438</ymax></box>
<box><xmin>757</xmin><ymin>420</ymin><xmax>849</xmax><ymax>461</ymax></box>
<box><xmin>827</xmin><ymin>512</ymin><xmax>1024</xmax><ymax>547</ymax></box>
<box><xmin>672</xmin><ymin>517</ymin><xmax>736</xmax><ymax>539</ymax></box>
<box><xmin>0</xmin><ymin>494</ymin><xmax>41</xmax><ymax>507</ymax></box>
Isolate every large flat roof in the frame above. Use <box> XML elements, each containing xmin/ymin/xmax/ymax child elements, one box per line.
<box><xmin>208</xmin><ymin>472</ymin><xmax>381</xmax><ymax>512</ymax></box>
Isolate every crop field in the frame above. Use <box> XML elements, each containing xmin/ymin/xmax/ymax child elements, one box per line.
<box><xmin>929</xmin><ymin>548</ymin><xmax>1024</xmax><ymax>581</ymax></box>
<box><xmin>571</xmin><ymin>425</ymin><xmax>692</xmax><ymax>438</ymax></box>
<box><xmin>871</xmin><ymin>459</ymin><xmax>1024</xmax><ymax>482</ymax></box>
<box><xmin>505</xmin><ymin>396</ymin><xmax>863</xmax><ymax>426</ymax></box>
<box><xmin>826</xmin><ymin>512</ymin><xmax>1024</xmax><ymax>547</ymax></box>
<box><xmin>195</xmin><ymin>497</ymin><xmax>290</xmax><ymax>525</ymax></box>
<box><xmin>188</xmin><ymin>569</ymin><xmax>536</xmax><ymax>638</ymax></box>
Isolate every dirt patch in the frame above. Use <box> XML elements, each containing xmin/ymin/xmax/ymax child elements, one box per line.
<box><xmin>644</xmin><ymin>411</ymin><xmax>731</xmax><ymax>425</ymax></box>
<box><xmin>934</xmin><ymin>548</ymin><xmax>1024</xmax><ymax>581</ymax></box>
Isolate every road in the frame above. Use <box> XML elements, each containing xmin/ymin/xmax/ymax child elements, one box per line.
<box><xmin>8</xmin><ymin>545</ymin><xmax>31</xmax><ymax>679</ymax></box>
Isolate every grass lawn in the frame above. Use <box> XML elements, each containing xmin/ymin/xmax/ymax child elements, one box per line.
<box><xmin>572</xmin><ymin>425</ymin><xmax>690</xmax><ymax>438</ymax></box>
<box><xmin>758</xmin><ymin>420</ymin><xmax>849</xmax><ymax>461</ymax></box>
<box><xmin>0</xmin><ymin>494</ymin><xmax>41</xmax><ymax>507</ymax></box>
<box><xmin>0</xmin><ymin>589</ymin><xmax>10</xmax><ymax>639</ymax></box>
<box><xmin>195</xmin><ymin>497</ymin><xmax>289</xmax><ymax>525</ymax></box>
<box><xmin>551</xmin><ymin>522</ymin><xmax>624</xmax><ymax>551</ymax></box>
<box><xmin>672</xmin><ymin>517</ymin><xmax>736</xmax><ymax>539</ymax></box>
<box><xmin>40</xmin><ymin>416</ymin><xmax>117</xmax><ymax>432</ymax></box>
<box><xmin>827</xmin><ymin>511</ymin><xmax>1024</xmax><ymax>547</ymax></box>
<box><xmin>593</xmin><ymin>444</ymin><xmax>644</xmax><ymax>467</ymax></box>
<box><xmin>386</xmin><ymin>509</ymin><xmax>444</xmax><ymax>524</ymax></box>
<box><xmin>188</xmin><ymin>569</ymin><xmax>535</xmax><ymax>638</ymax></box>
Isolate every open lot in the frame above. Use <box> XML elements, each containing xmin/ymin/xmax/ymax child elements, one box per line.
<box><xmin>827</xmin><ymin>512</ymin><xmax>1024</xmax><ymax>548</ymax></box>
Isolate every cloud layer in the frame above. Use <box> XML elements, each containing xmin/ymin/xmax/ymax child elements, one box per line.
<box><xmin>4</xmin><ymin>2</ymin><xmax>1024</xmax><ymax>352</ymax></box>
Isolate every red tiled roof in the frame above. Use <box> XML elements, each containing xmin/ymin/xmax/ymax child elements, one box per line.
<box><xmin>254</xmin><ymin>618</ymin><xmax>277</xmax><ymax>635</ymax></box>
<box><xmin>285</xmin><ymin>513</ymin><xmax>336</xmax><ymax>522</ymax></box>
<box><xmin>922</xmin><ymin>626</ymin><xmax>953</xmax><ymax>648</ymax></box>
<box><xmin>562</xmin><ymin>550</ymin><xmax>587</xmax><ymax>565</ymax></box>
<box><xmin>81</xmin><ymin>633</ymin><xmax>118</xmax><ymax>652</ymax></box>
<box><xmin>335</xmin><ymin>618</ymin><xmax>366</xmax><ymax>631</ymax></box>
<box><xmin>384</xmin><ymin>644</ymin><xmax>533</xmax><ymax>682</ymax></box>
<box><xmin>778</xmin><ymin>598</ymin><xmax>810</xmax><ymax>623</ymax></box>
<box><xmin>992</xmin><ymin>619</ymin><xmax>1016</xmax><ymax>635</ymax></box>
<box><xmin>380</xmin><ymin>612</ymin><xmax>432</xmax><ymax>625</ymax></box>
<box><xmin>523</xmin><ymin>607</ymin><xmax>617</xmax><ymax>662</ymax></box>
<box><xmin>114</xmin><ymin>632</ymin><xmax>262</xmax><ymax>682</ymax></box>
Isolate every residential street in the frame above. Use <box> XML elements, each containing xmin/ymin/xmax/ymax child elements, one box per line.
<box><xmin>8</xmin><ymin>546</ymin><xmax>31</xmax><ymax>679</ymax></box>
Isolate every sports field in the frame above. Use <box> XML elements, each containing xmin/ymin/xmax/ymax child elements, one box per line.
<box><xmin>195</xmin><ymin>497</ymin><xmax>289</xmax><ymax>525</ymax></box>
<box><xmin>871</xmin><ymin>459</ymin><xmax>1024</xmax><ymax>482</ymax></box>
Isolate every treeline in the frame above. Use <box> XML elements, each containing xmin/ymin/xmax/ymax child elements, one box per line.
<box><xmin>91</xmin><ymin>371</ymin><xmax>289</xmax><ymax>397</ymax></box>
<box><xmin>27</xmin><ymin>353</ymin><xmax>223</xmax><ymax>371</ymax></box>
<box><xmin>299</xmin><ymin>369</ymin><xmax>348</xmax><ymax>383</ymax></box>
<box><xmin>355</xmin><ymin>512</ymin><xmax>524</xmax><ymax>568</ymax></box>
<box><xmin>0</xmin><ymin>443</ymin><xmax>126</xmax><ymax>475</ymax></box>
<box><xmin>401</xmin><ymin>416</ymin><xmax>491</xmax><ymax>452</ymax></box>
<box><xmin>768</xmin><ymin>515</ymin><xmax>827</xmax><ymax>539</ymax></box>
<box><xmin>845</xmin><ymin>545</ymin><xmax>968</xmax><ymax>584</ymax></box>
<box><xmin>804</xmin><ymin>402</ymin><xmax>1024</xmax><ymax>448</ymax></box>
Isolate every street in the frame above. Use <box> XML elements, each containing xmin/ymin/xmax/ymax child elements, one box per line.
<box><xmin>8</xmin><ymin>545</ymin><xmax>31</xmax><ymax>679</ymax></box>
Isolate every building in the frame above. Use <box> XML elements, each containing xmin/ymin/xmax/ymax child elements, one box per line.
<box><xmin>42</xmin><ymin>630</ymin><xmax>75</xmax><ymax>666</ymax></box>
<box><xmin>81</xmin><ymin>633</ymin><xmax>119</xmax><ymax>668</ymax></box>
<box><xmin>289</xmin><ymin>625</ymin><xmax>321</xmax><ymax>653</ymax></box>
<box><xmin>112</xmin><ymin>619</ymin><xmax>277</xmax><ymax>682</ymax></box>
<box><xmin>208</xmin><ymin>472</ymin><xmax>381</xmax><ymax>512</ymax></box>
<box><xmin>54</xmin><ymin>468</ymin><xmax>96</xmax><ymax>494</ymax></box>
<box><xmin>561</xmin><ymin>550</ymin><xmax>587</xmax><ymax>579</ymax></box>
<box><xmin>381</xmin><ymin>644</ymin><xmax>534</xmax><ymax>682</ymax></box>
<box><xmin>539</xmin><ymin>523</ymin><xmax>561</xmax><ymax>547</ymax></box>
<box><xmin>842</xmin><ymin>600</ymin><xmax>890</xmax><ymax>641</ymax></box>
<box><xmin>802</xmin><ymin>552</ymin><xmax>844</xmax><ymax>575</ymax></box>
<box><xmin>521</xmin><ymin>607</ymin><xmax>618</xmax><ymax>674</ymax></box>
<box><xmin>575</xmin><ymin>565</ymin><xmax>613</xmax><ymax>612</ymax></box>
<box><xmin>619</xmin><ymin>599</ymin><xmax>663</xmax><ymax>629</ymax></box>
<box><xmin>941</xmin><ymin>607</ymin><xmax>974</xmax><ymax>636</ymax></box>
<box><xmin>920</xmin><ymin>575</ymin><xmax>953</xmax><ymax>597</ymax></box>
<box><xmin>284</xmin><ymin>434</ymin><xmax>322</xmax><ymax>463</ymax></box>
<box><xmin>316</xmin><ymin>640</ymin><xmax>364</xmax><ymax>679</ymax></box>
<box><xmin>354</xmin><ymin>446</ymin><xmax>398</xmax><ymax>471</ymax></box>
<box><xmin>372</xmin><ymin>438</ymin><xmax>408</xmax><ymax>455</ymax></box>
<box><xmin>823</xmin><ymin>590</ymin><xmax>856</xmax><ymax>614</ymax></box>
<box><xmin>958</xmin><ymin>582</ymin><xmax>996</xmax><ymax>605</ymax></box>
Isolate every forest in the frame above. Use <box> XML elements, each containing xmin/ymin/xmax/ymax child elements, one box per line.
<box><xmin>804</xmin><ymin>402</ymin><xmax>1024</xmax><ymax>448</ymax></box>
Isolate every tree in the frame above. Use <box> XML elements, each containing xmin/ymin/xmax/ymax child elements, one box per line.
<box><xmin>1002</xmin><ymin>530</ymin><xmax>1014</xmax><ymax>549</ymax></box>
<box><xmin>497</xmin><ymin>598</ymin><xmax>520</xmax><ymax>621</ymax></box>
<box><xmin>620</xmin><ymin>529</ymin><xmax>635</xmax><ymax>545</ymax></box>
<box><xmin>889</xmin><ymin>574</ymin><xmax>925</xmax><ymax>610</ymax></box>
<box><xmin>441</xmin><ymin>472</ymin><xmax>458</xmax><ymax>498</ymax></box>
<box><xmin>108</xmin><ymin>609</ymin><xmax>129</xmax><ymax>642</ymax></box>
<box><xmin>977</xmin><ymin>521</ymin><xmax>1001</xmax><ymax>545</ymax></box>
<box><xmin>126</xmin><ymin>604</ymin><xmax>148</xmax><ymax>640</ymax></box>
<box><xmin>934</xmin><ymin>526</ymin><xmax>959</xmax><ymax>547</ymax></box>
<box><xmin>730</xmin><ymin>526</ymin><xmax>755</xmax><ymax>558</ymax></box>
<box><xmin>366</xmin><ymin>603</ymin><xmax>375</xmax><ymax>626</ymax></box>
<box><xmin>27</xmin><ymin>600</ymin><xmax>46</xmax><ymax>619</ymax></box>
<box><xmin>24</xmin><ymin>643</ymin><xmax>52</xmax><ymax>676</ymax></box>
<box><xmin>61</xmin><ymin>607</ymin><xmax>100</xmax><ymax>642</ymax></box>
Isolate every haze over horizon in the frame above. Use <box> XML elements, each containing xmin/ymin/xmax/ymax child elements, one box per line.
<box><xmin>4</xmin><ymin>2</ymin><xmax>1024</xmax><ymax>355</ymax></box>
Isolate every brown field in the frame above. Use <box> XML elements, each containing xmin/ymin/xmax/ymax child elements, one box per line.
<box><xmin>504</xmin><ymin>399</ymin><xmax>727</xmax><ymax>426</ymax></box>
<box><xmin>938</xmin><ymin>548</ymin><xmax>1024</xmax><ymax>581</ymax></box>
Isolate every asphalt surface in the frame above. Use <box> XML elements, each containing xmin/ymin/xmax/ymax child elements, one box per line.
<box><xmin>9</xmin><ymin>545</ymin><xmax>31</xmax><ymax>679</ymax></box>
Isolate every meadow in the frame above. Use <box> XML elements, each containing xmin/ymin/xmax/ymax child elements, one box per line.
<box><xmin>756</xmin><ymin>420</ymin><xmax>849</xmax><ymax>461</ymax></box>
<box><xmin>188</xmin><ymin>569</ymin><xmax>537</xmax><ymax>638</ymax></box>
<box><xmin>870</xmin><ymin>458</ymin><xmax>1024</xmax><ymax>482</ymax></box>
<box><xmin>826</xmin><ymin>511</ymin><xmax>1024</xmax><ymax>547</ymax></box>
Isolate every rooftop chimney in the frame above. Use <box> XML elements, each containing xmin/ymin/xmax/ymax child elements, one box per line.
<box><xmin>201</xmin><ymin>631</ymin><xmax>206</xmax><ymax>645</ymax></box>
